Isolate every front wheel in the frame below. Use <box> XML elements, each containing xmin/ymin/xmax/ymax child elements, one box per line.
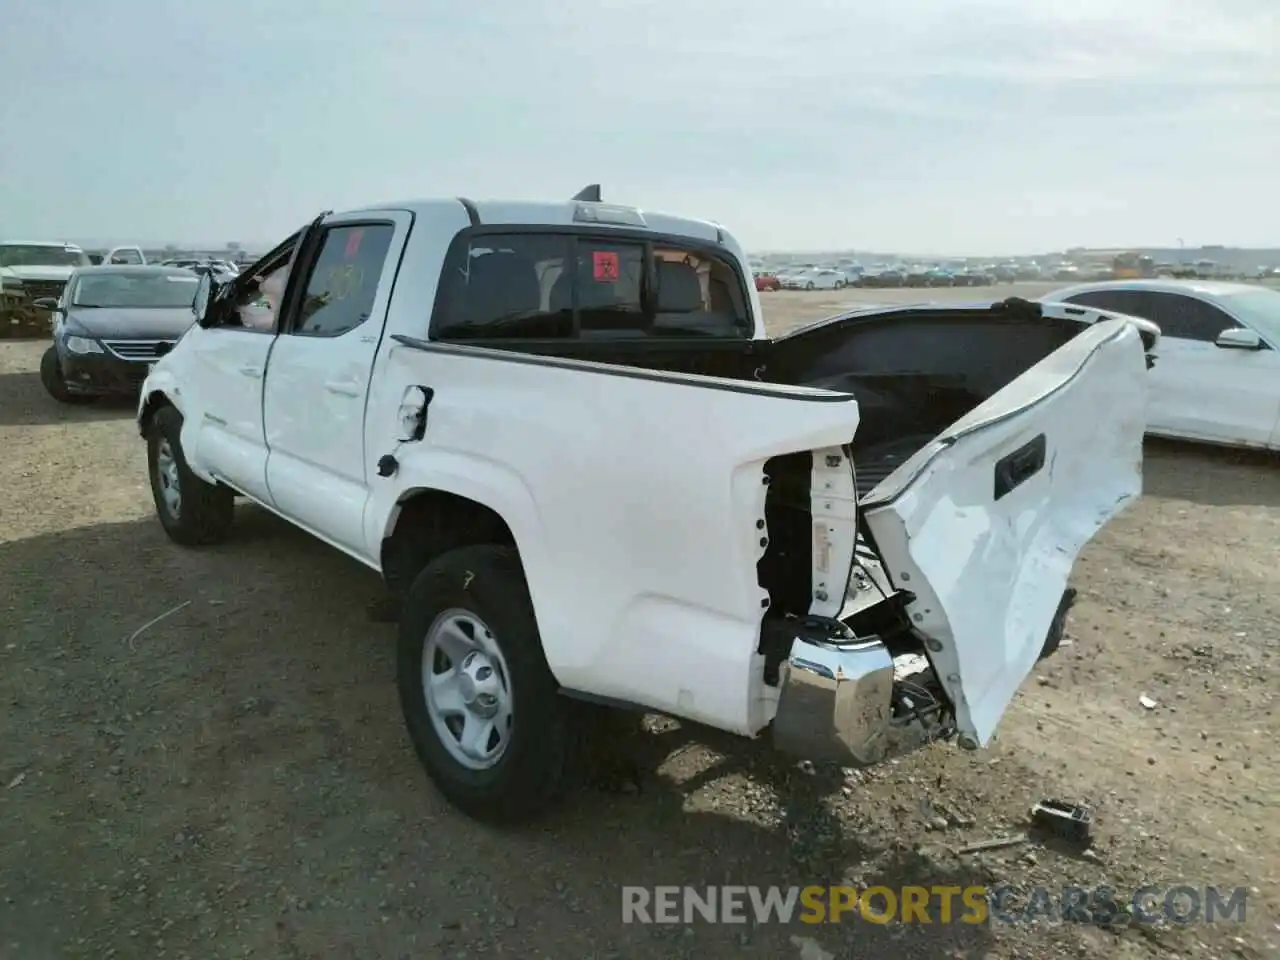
<box><xmin>40</xmin><ymin>346</ymin><xmax>94</xmax><ymax>405</ymax></box>
<box><xmin>397</xmin><ymin>544</ymin><xmax>573</xmax><ymax>824</ymax></box>
<box><xmin>146</xmin><ymin>405</ymin><xmax>235</xmax><ymax>545</ymax></box>
<box><xmin>805</xmin><ymin>281</ymin><xmax>815</xmax><ymax>290</ymax></box>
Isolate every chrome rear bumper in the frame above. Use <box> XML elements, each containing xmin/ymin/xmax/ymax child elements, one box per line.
<box><xmin>768</xmin><ymin>632</ymin><xmax>952</xmax><ymax>768</ymax></box>
<box><xmin>772</xmin><ymin>636</ymin><xmax>895</xmax><ymax>764</ymax></box>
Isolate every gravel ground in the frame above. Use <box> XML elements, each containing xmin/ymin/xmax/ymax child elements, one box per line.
<box><xmin>1</xmin><ymin>285</ymin><xmax>1277</xmax><ymax>960</ymax></box>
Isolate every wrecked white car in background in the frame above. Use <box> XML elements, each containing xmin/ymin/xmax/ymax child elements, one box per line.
<box><xmin>136</xmin><ymin>186</ymin><xmax>1158</xmax><ymax>823</ymax></box>
<box><xmin>0</xmin><ymin>240</ymin><xmax>92</xmax><ymax>311</ymax></box>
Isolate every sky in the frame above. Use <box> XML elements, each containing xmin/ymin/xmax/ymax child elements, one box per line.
<box><xmin>2</xmin><ymin>0</ymin><xmax>1277</xmax><ymax>256</ymax></box>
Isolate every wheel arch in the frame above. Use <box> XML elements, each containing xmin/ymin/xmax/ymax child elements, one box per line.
<box><xmin>137</xmin><ymin>388</ymin><xmax>176</xmax><ymax>438</ymax></box>
<box><xmin>380</xmin><ymin>486</ymin><xmax>520</xmax><ymax>598</ymax></box>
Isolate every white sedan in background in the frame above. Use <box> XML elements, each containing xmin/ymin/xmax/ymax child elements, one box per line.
<box><xmin>781</xmin><ymin>267</ymin><xmax>846</xmax><ymax>290</ymax></box>
<box><xmin>1042</xmin><ymin>279</ymin><xmax>1280</xmax><ymax>451</ymax></box>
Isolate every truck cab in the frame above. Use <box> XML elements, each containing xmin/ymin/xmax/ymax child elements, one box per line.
<box><xmin>137</xmin><ymin>191</ymin><xmax>1156</xmax><ymax>823</ymax></box>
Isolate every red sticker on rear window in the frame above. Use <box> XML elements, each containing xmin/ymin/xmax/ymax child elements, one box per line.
<box><xmin>344</xmin><ymin>229</ymin><xmax>364</xmax><ymax>260</ymax></box>
<box><xmin>592</xmin><ymin>251</ymin><xmax>619</xmax><ymax>282</ymax></box>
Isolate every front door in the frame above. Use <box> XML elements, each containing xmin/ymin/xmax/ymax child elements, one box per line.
<box><xmin>184</xmin><ymin>235</ymin><xmax>307</xmax><ymax>503</ymax></box>
<box><xmin>184</xmin><ymin>327</ymin><xmax>275</xmax><ymax>502</ymax></box>
<box><xmin>262</xmin><ymin>213</ymin><xmax>411</xmax><ymax>558</ymax></box>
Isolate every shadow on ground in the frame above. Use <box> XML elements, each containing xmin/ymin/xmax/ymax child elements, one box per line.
<box><xmin>0</xmin><ymin>511</ymin><xmax>1000</xmax><ymax>959</ymax></box>
<box><xmin>1142</xmin><ymin>437</ymin><xmax>1279</xmax><ymax>508</ymax></box>
<box><xmin>0</xmin><ymin>369</ymin><xmax>137</xmax><ymax>427</ymax></box>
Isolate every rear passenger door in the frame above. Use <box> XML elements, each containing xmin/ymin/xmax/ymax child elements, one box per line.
<box><xmin>262</xmin><ymin>212</ymin><xmax>411</xmax><ymax>557</ymax></box>
<box><xmin>183</xmin><ymin>235</ymin><xmax>305</xmax><ymax>505</ymax></box>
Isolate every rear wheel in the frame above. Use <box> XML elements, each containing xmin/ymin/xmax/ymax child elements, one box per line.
<box><xmin>146</xmin><ymin>405</ymin><xmax>235</xmax><ymax>545</ymax></box>
<box><xmin>40</xmin><ymin>347</ymin><xmax>93</xmax><ymax>404</ymax></box>
<box><xmin>397</xmin><ymin>545</ymin><xmax>573</xmax><ymax>824</ymax></box>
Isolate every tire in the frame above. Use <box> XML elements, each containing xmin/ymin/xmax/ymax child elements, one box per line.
<box><xmin>805</xmin><ymin>281</ymin><xmax>815</xmax><ymax>290</ymax></box>
<box><xmin>40</xmin><ymin>346</ymin><xmax>94</xmax><ymax>405</ymax></box>
<box><xmin>397</xmin><ymin>544</ymin><xmax>572</xmax><ymax>824</ymax></box>
<box><xmin>146</xmin><ymin>404</ymin><xmax>235</xmax><ymax>545</ymax></box>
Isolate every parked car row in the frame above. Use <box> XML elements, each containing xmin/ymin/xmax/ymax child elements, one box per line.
<box><xmin>159</xmin><ymin>257</ymin><xmax>241</xmax><ymax>278</ymax></box>
<box><xmin>2</xmin><ymin>241</ymin><xmax>242</xmax><ymax>331</ymax></box>
<box><xmin>754</xmin><ymin>263</ymin><xmax>1013</xmax><ymax>290</ymax></box>
<box><xmin>752</xmin><ymin>257</ymin><xmax>1280</xmax><ymax>292</ymax></box>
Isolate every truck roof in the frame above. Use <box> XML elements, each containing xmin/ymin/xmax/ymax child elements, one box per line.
<box><xmin>345</xmin><ymin>197</ymin><xmax>732</xmax><ymax>248</ymax></box>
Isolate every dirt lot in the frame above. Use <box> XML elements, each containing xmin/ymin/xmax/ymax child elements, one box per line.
<box><xmin>2</xmin><ymin>286</ymin><xmax>1277</xmax><ymax>960</ymax></box>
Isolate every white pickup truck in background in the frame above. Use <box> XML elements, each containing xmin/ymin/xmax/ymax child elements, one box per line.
<box><xmin>137</xmin><ymin>188</ymin><xmax>1158</xmax><ymax>823</ymax></box>
<box><xmin>103</xmin><ymin>245</ymin><xmax>147</xmax><ymax>265</ymax></box>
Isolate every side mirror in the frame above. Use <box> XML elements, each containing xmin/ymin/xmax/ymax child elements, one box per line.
<box><xmin>32</xmin><ymin>297</ymin><xmax>59</xmax><ymax>312</ymax></box>
<box><xmin>1215</xmin><ymin>328</ymin><xmax>1263</xmax><ymax>350</ymax></box>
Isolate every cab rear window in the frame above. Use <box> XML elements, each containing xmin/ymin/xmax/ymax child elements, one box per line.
<box><xmin>430</xmin><ymin>230</ymin><xmax>751</xmax><ymax>341</ymax></box>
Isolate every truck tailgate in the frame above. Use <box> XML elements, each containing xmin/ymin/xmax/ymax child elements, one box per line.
<box><xmin>858</xmin><ymin>317</ymin><xmax>1148</xmax><ymax>745</ymax></box>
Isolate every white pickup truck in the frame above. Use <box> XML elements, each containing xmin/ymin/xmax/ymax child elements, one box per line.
<box><xmin>137</xmin><ymin>189</ymin><xmax>1158</xmax><ymax>823</ymax></box>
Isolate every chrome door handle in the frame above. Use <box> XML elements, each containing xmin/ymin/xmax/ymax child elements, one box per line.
<box><xmin>325</xmin><ymin>380</ymin><xmax>361</xmax><ymax>398</ymax></box>
<box><xmin>238</xmin><ymin>365</ymin><xmax>262</xmax><ymax>378</ymax></box>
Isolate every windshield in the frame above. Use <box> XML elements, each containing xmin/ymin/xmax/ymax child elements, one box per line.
<box><xmin>72</xmin><ymin>272</ymin><xmax>200</xmax><ymax>308</ymax></box>
<box><xmin>0</xmin><ymin>244</ymin><xmax>91</xmax><ymax>268</ymax></box>
<box><xmin>1220</xmin><ymin>288</ymin><xmax>1280</xmax><ymax>343</ymax></box>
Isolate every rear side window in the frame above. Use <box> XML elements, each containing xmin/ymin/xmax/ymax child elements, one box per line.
<box><xmin>1065</xmin><ymin>289</ymin><xmax>1233</xmax><ymax>342</ymax></box>
<box><xmin>573</xmin><ymin>239</ymin><xmax>646</xmax><ymax>335</ymax></box>
<box><xmin>1065</xmin><ymin>289</ymin><xmax>1158</xmax><ymax>321</ymax></box>
<box><xmin>650</xmin><ymin>245</ymin><xmax>750</xmax><ymax>339</ymax></box>
<box><xmin>1146</xmin><ymin>292</ymin><xmax>1234</xmax><ymax>342</ymax></box>
<box><xmin>1064</xmin><ymin>290</ymin><xmax>1138</xmax><ymax>312</ymax></box>
<box><xmin>1063</xmin><ymin>291</ymin><xmax>1106</xmax><ymax>308</ymax></box>
<box><xmin>432</xmin><ymin>233</ymin><xmax>574</xmax><ymax>340</ymax></box>
<box><xmin>430</xmin><ymin>231</ymin><xmax>751</xmax><ymax>341</ymax></box>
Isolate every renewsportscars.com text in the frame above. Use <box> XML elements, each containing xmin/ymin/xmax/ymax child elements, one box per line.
<box><xmin>621</xmin><ymin>884</ymin><xmax>1248</xmax><ymax>926</ymax></box>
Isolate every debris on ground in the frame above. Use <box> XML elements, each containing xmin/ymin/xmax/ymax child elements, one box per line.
<box><xmin>1030</xmin><ymin>799</ymin><xmax>1094</xmax><ymax>843</ymax></box>
<box><xmin>789</xmin><ymin>934</ymin><xmax>836</xmax><ymax>960</ymax></box>
<box><xmin>124</xmin><ymin>600</ymin><xmax>192</xmax><ymax>650</ymax></box>
<box><xmin>956</xmin><ymin>834</ymin><xmax>1028</xmax><ymax>855</ymax></box>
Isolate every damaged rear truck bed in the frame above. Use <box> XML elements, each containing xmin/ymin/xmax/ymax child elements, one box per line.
<box><xmin>136</xmin><ymin>187</ymin><xmax>1159</xmax><ymax>823</ymax></box>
